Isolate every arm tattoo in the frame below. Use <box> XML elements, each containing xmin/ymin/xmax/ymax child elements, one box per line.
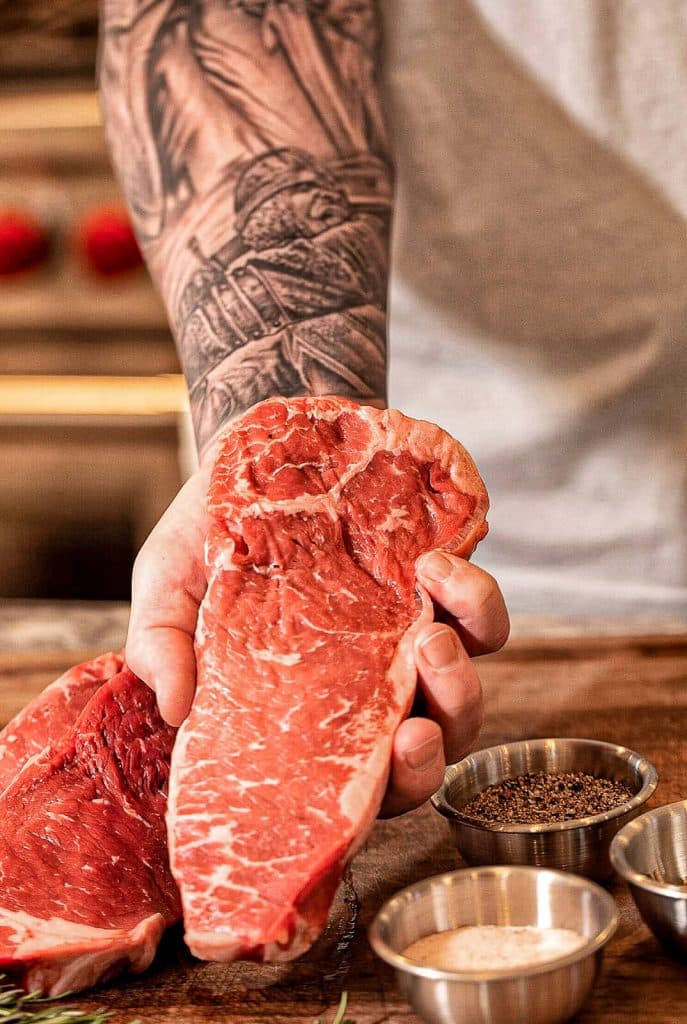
<box><xmin>99</xmin><ymin>0</ymin><xmax>392</xmax><ymax>454</ymax></box>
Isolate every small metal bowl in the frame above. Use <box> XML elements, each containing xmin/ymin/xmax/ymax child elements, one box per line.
<box><xmin>431</xmin><ymin>738</ymin><xmax>658</xmax><ymax>880</ymax></box>
<box><xmin>610</xmin><ymin>800</ymin><xmax>687</xmax><ymax>956</ymax></box>
<box><xmin>369</xmin><ymin>865</ymin><xmax>618</xmax><ymax>1024</ymax></box>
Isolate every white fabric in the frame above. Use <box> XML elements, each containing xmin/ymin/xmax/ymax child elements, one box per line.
<box><xmin>381</xmin><ymin>0</ymin><xmax>687</xmax><ymax>617</ymax></box>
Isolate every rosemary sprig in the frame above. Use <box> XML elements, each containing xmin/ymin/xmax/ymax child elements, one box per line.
<box><xmin>314</xmin><ymin>991</ymin><xmax>355</xmax><ymax>1024</ymax></box>
<box><xmin>0</xmin><ymin>976</ymin><xmax>140</xmax><ymax>1024</ymax></box>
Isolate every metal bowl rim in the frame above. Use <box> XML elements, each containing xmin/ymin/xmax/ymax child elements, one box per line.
<box><xmin>431</xmin><ymin>737</ymin><xmax>658</xmax><ymax>834</ymax></box>
<box><xmin>610</xmin><ymin>799</ymin><xmax>687</xmax><ymax>899</ymax></box>
<box><xmin>368</xmin><ymin>865</ymin><xmax>619</xmax><ymax>984</ymax></box>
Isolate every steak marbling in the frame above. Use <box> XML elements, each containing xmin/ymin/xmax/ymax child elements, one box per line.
<box><xmin>169</xmin><ymin>396</ymin><xmax>488</xmax><ymax>962</ymax></box>
<box><xmin>0</xmin><ymin>396</ymin><xmax>488</xmax><ymax>991</ymax></box>
<box><xmin>0</xmin><ymin>662</ymin><xmax>180</xmax><ymax>995</ymax></box>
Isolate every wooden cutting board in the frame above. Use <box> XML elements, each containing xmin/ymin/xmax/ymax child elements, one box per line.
<box><xmin>1</xmin><ymin>633</ymin><xmax>686</xmax><ymax>1023</ymax></box>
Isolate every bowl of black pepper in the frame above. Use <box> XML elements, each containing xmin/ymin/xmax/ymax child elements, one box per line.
<box><xmin>431</xmin><ymin>738</ymin><xmax>658</xmax><ymax>880</ymax></box>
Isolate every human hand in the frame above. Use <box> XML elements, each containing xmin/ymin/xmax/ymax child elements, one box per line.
<box><xmin>379</xmin><ymin>552</ymin><xmax>509</xmax><ymax>817</ymax></box>
<box><xmin>126</xmin><ymin>477</ymin><xmax>509</xmax><ymax>813</ymax></box>
<box><xmin>124</xmin><ymin>459</ymin><xmax>212</xmax><ymax>728</ymax></box>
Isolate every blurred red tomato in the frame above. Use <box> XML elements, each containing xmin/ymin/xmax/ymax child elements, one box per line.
<box><xmin>0</xmin><ymin>209</ymin><xmax>50</xmax><ymax>276</ymax></box>
<box><xmin>77</xmin><ymin>206</ymin><xmax>143</xmax><ymax>276</ymax></box>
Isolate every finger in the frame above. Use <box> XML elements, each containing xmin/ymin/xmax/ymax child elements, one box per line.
<box><xmin>127</xmin><ymin>623</ymin><xmax>197</xmax><ymax>727</ymax></box>
<box><xmin>126</xmin><ymin>548</ymin><xmax>203</xmax><ymax>725</ymax></box>
<box><xmin>126</xmin><ymin>481</ymin><xmax>208</xmax><ymax>726</ymax></box>
<box><xmin>414</xmin><ymin>623</ymin><xmax>483</xmax><ymax>764</ymax></box>
<box><xmin>380</xmin><ymin>717</ymin><xmax>445</xmax><ymax>818</ymax></box>
<box><xmin>416</xmin><ymin>552</ymin><xmax>510</xmax><ymax>656</ymax></box>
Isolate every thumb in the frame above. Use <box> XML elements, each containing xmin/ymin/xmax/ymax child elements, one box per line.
<box><xmin>125</xmin><ymin>466</ymin><xmax>210</xmax><ymax>726</ymax></box>
<box><xmin>127</xmin><ymin>623</ymin><xmax>197</xmax><ymax>727</ymax></box>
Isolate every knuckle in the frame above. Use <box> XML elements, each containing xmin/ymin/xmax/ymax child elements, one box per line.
<box><xmin>461</xmin><ymin>570</ymin><xmax>510</xmax><ymax>651</ymax></box>
<box><xmin>466</xmin><ymin>685</ymin><xmax>484</xmax><ymax>736</ymax></box>
<box><xmin>470</xmin><ymin>571</ymin><xmax>499</xmax><ymax>617</ymax></box>
<box><xmin>445</xmin><ymin>708</ymin><xmax>483</xmax><ymax>764</ymax></box>
<box><xmin>433</xmin><ymin>558</ymin><xmax>487</xmax><ymax>611</ymax></box>
<box><xmin>440</xmin><ymin>664</ymin><xmax>482</xmax><ymax>726</ymax></box>
<box><xmin>451</xmin><ymin>669</ymin><xmax>483</xmax><ymax>721</ymax></box>
<box><xmin>131</xmin><ymin>545</ymin><xmax>154</xmax><ymax>594</ymax></box>
<box><xmin>492</xmin><ymin>614</ymin><xmax>511</xmax><ymax>652</ymax></box>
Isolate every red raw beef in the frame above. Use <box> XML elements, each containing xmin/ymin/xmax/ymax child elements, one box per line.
<box><xmin>0</xmin><ymin>652</ymin><xmax>123</xmax><ymax>793</ymax></box>
<box><xmin>169</xmin><ymin>396</ymin><xmax>488</xmax><ymax>962</ymax></box>
<box><xmin>0</xmin><ymin>663</ymin><xmax>180</xmax><ymax>995</ymax></box>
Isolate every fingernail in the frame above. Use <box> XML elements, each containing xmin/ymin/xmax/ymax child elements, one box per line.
<box><xmin>420</xmin><ymin>629</ymin><xmax>459</xmax><ymax>669</ymax></box>
<box><xmin>405</xmin><ymin>734</ymin><xmax>442</xmax><ymax>770</ymax></box>
<box><xmin>418</xmin><ymin>551</ymin><xmax>452</xmax><ymax>582</ymax></box>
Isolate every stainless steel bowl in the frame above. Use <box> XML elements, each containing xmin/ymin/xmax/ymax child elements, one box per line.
<box><xmin>369</xmin><ymin>865</ymin><xmax>618</xmax><ymax>1024</ymax></box>
<box><xmin>610</xmin><ymin>799</ymin><xmax>687</xmax><ymax>956</ymax></box>
<box><xmin>431</xmin><ymin>738</ymin><xmax>658</xmax><ymax>880</ymax></box>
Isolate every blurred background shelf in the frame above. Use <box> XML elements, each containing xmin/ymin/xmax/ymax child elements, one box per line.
<box><xmin>0</xmin><ymin>375</ymin><xmax>191</xmax><ymax>601</ymax></box>
<box><xmin>0</xmin><ymin>90</ymin><xmax>105</xmax><ymax>164</ymax></box>
<box><xmin>0</xmin><ymin>1</ymin><xmax>98</xmax><ymax>87</ymax></box>
<box><xmin>0</xmin><ymin>279</ymin><xmax>169</xmax><ymax>331</ymax></box>
<box><xmin>0</xmin><ymin>328</ymin><xmax>180</xmax><ymax>376</ymax></box>
<box><xmin>0</xmin><ymin>12</ymin><xmax>186</xmax><ymax>603</ymax></box>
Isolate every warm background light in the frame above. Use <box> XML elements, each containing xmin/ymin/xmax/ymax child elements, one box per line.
<box><xmin>0</xmin><ymin>374</ymin><xmax>188</xmax><ymax>418</ymax></box>
<box><xmin>1</xmin><ymin>51</ymin><xmax>183</xmax><ymax>599</ymax></box>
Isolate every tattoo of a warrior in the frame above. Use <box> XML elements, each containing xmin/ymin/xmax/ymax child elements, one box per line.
<box><xmin>100</xmin><ymin>0</ymin><xmax>392</xmax><ymax>451</ymax></box>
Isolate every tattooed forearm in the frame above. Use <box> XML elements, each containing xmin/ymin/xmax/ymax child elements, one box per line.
<box><xmin>99</xmin><ymin>0</ymin><xmax>392</xmax><ymax>454</ymax></box>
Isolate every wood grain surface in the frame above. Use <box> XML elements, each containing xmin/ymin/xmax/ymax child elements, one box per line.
<box><xmin>2</xmin><ymin>633</ymin><xmax>686</xmax><ymax>1024</ymax></box>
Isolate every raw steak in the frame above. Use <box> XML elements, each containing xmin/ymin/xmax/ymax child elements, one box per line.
<box><xmin>0</xmin><ymin>663</ymin><xmax>180</xmax><ymax>996</ymax></box>
<box><xmin>169</xmin><ymin>396</ymin><xmax>488</xmax><ymax>962</ymax></box>
<box><xmin>0</xmin><ymin>651</ymin><xmax>123</xmax><ymax>793</ymax></box>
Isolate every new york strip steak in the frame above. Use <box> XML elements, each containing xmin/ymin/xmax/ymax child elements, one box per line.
<box><xmin>0</xmin><ymin>397</ymin><xmax>487</xmax><ymax>993</ymax></box>
<box><xmin>170</xmin><ymin>396</ymin><xmax>488</xmax><ymax>962</ymax></box>
<box><xmin>0</xmin><ymin>652</ymin><xmax>123</xmax><ymax>793</ymax></box>
<box><xmin>0</xmin><ymin>656</ymin><xmax>180</xmax><ymax>995</ymax></box>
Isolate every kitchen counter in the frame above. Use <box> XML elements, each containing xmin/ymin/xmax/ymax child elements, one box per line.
<box><xmin>1</xmin><ymin>603</ymin><xmax>686</xmax><ymax>1023</ymax></box>
<box><xmin>2</xmin><ymin>599</ymin><xmax>686</xmax><ymax>653</ymax></box>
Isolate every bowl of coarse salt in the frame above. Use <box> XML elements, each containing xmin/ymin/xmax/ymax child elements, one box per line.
<box><xmin>431</xmin><ymin>737</ymin><xmax>658</xmax><ymax>880</ymax></box>
<box><xmin>369</xmin><ymin>865</ymin><xmax>618</xmax><ymax>1024</ymax></box>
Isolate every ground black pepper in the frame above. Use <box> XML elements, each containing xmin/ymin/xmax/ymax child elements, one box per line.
<box><xmin>460</xmin><ymin>770</ymin><xmax>633</xmax><ymax>825</ymax></box>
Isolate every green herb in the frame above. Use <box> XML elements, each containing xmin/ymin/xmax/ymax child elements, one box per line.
<box><xmin>314</xmin><ymin>991</ymin><xmax>355</xmax><ymax>1024</ymax></box>
<box><xmin>0</xmin><ymin>976</ymin><xmax>140</xmax><ymax>1024</ymax></box>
